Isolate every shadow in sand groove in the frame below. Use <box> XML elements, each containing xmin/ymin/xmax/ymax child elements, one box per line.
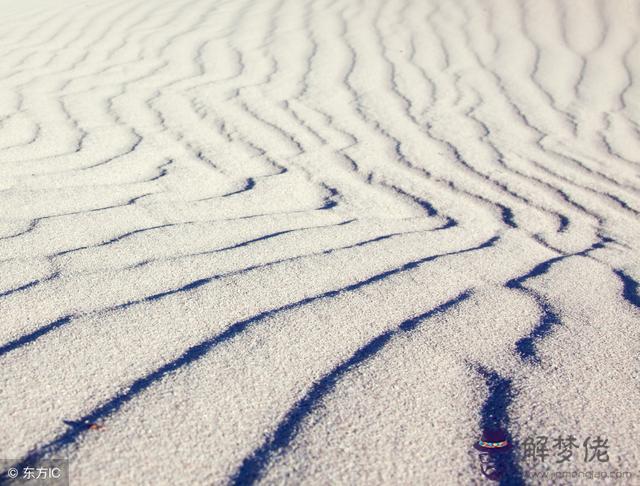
<box><xmin>475</xmin><ymin>366</ymin><xmax>524</xmax><ymax>486</ymax></box>
<box><xmin>0</xmin><ymin>316</ymin><xmax>74</xmax><ymax>358</ymax></box>
<box><xmin>230</xmin><ymin>290</ymin><xmax>473</xmax><ymax>485</ymax></box>
<box><xmin>1</xmin><ymin>236</ymin><xmax>498</xmax><ymax>478</ymax></box>
<box><xmin>614</xmin><ymin>269</ymin><xmax>640</xmax><ymax>308</ymax></box>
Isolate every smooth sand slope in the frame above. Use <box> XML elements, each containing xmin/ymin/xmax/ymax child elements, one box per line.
<box><xmin>1</xmin><ymin>0</ymin><xmax>639</xmax><ymax>484</ymax></box>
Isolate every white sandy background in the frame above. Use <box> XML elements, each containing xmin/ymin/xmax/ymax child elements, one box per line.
<box><xmin>1</xmin><ymin>0</ymin><xmax>639</xmax><ymax>484</ymax></box>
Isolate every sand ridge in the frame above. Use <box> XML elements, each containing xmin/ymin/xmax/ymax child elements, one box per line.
<box><xmin>0</xmin><ymin>0</ymin><xmax>639</xmax><ymax>484</ymax></box>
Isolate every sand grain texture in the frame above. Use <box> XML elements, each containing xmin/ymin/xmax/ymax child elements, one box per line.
<box><xmin>1</xmin><ymin>0</ymin><xmax>639</xmax><ymax>484</ymax></box>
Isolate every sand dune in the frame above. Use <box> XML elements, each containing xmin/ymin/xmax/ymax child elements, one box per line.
<box><xmin>1</xmin><ymin>0</ymin><xmax>639</xmax><ymax>484</ymax></box>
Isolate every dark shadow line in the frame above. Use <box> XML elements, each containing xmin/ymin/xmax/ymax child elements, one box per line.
<box><xmin>0</xmin><ymin>279</ymin><xmax>41</xmax><ymax>298</ymax></box>
<box><xmin>506</xmin><ymin>236</ymin><xmax>612</xmax><ymax>362</ymax></box>
<box><xmin>2</xmin><ymin>237</ymin><xmax>497</xmax><ymax>474</ymax></box>
<box><xmin>514</xmin><ymin>300</ymin><xmax>559</xmax><ymax>363</ymax></box>
<box><xmin>231</xmin><ymin>290</ymin><xmax>473</xmax><ymax>485</ymax></box>
<box><xmin>0</xmin><ymin>272</ymin><xmax>60</xmax><ymax>299</ymax></box>
<box><xmin>0</xmin><ymin>224</ymin><xmax>479</xmax><ymax>356</ymax></box>
<box><xmin>475</xmin><ymin>366</ymin><xmax>524</xmax><ymax>486</ymax></box>
<box><xmin>0</xmin><ymin>316</ymin><xmax>74</xmax><ymax>358</ymax></box>
<box><xmin>614</xmin><ymin>269</ymin><xmax>640</xmax><ymax>308</ymax></box>
<box><xmin>222</xmin><ymin>177</ymin><xmax>256</xmax><ymax>197</ymax></box>
<box><xmin>215</xmin><ymin>229</ymin><xmax>296</xmax><ymax>252</ymax></box>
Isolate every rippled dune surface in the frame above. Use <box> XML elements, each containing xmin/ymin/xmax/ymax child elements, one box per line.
<box><xmin>1</xmin><ymin>0</ymin><xmax>639</xmax><ymax>484</ymax></box>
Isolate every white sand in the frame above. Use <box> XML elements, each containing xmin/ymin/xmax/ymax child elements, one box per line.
<box><xmin>1</xmin><ymin>0</ymin><xmax>639</xmax><ymax>484</ymax></box>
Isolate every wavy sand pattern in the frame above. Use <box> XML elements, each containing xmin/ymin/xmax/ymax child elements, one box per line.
<box><xmin>1</xmin><ymin>0</ymin><xmax>639</xmax><ymax>484</ymax></box>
